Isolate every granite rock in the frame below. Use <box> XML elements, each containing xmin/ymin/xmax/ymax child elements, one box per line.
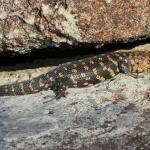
<box><xmin>0</xmin><ymin>0</ymin><xmax>149</xmax><ymax>54</ymax></box>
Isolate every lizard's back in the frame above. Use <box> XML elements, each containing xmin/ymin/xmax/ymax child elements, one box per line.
<box><xmin>0</xmin><ymin>51</ymin><xmax>150</xmax><ymax>98</ymax></box>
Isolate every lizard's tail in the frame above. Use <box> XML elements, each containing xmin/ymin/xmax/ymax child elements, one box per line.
<box><xmin>0</xmin><ymin>84</ymin><xmax>20</xmax><ymax>96</ymax></box>
<box><xmin>0</xmin><ymin>74</ymin><xmax>54</xmax><ymax>96</ymax></box>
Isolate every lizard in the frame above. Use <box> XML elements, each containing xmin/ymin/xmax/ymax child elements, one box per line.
<box><xmin>0</xmin><ymin>51</ymin><xmax>150</xmax><ymax>99</ymax></box>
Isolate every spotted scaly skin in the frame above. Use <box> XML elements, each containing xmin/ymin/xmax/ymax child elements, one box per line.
<box><xmin>0</xmin><ymin>51</ymin><xmax>150</xmax><ymax>99</ymax></box>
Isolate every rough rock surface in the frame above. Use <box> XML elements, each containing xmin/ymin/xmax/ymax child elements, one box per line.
<box><xmin>0</xmin><ymin>0</ymin><xmax>150</xmax><ymax>54</ymax></box>
<box><xmin>0</xmin><ymin>72</ymin><xmax>150</xmax><ymax>150</ymax></box>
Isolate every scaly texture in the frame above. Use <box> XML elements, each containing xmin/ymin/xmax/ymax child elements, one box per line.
<box><xmin>0</xmin><ymin>51</ymin><xmax>150</xmax><ymax>99</ymax></box>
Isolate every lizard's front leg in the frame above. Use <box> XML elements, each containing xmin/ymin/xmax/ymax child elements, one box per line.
<box><xmin>51</xmin><ymin>77</ymin><xmax>69</xmax><ymax>99</ymax></box>
<box><xmin>118</xmin><ymin>58</ymin><xmax>142</xmax><ymax>78</ymax></box>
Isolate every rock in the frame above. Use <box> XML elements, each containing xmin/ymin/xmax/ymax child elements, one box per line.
<box><xmin>0</xmin><ymin>71</ymin><xmax>150</xmax><ymax>149</ymax></box>
<box><xmin>0</xmin><ymin>0</ymin><xmax>149</xmax><ymax>54</ymax></box>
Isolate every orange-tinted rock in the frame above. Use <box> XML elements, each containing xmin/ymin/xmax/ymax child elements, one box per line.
<box><xmin>0</xmin><ymin>0</ymin><xmax>149</xmax><ymax>54</ymax></box>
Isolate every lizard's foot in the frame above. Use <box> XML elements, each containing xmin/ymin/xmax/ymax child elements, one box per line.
<box><xmin>51</xmin><ymin>78</ymin><xmax>68</xmax><ymax>100</ymax></box>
